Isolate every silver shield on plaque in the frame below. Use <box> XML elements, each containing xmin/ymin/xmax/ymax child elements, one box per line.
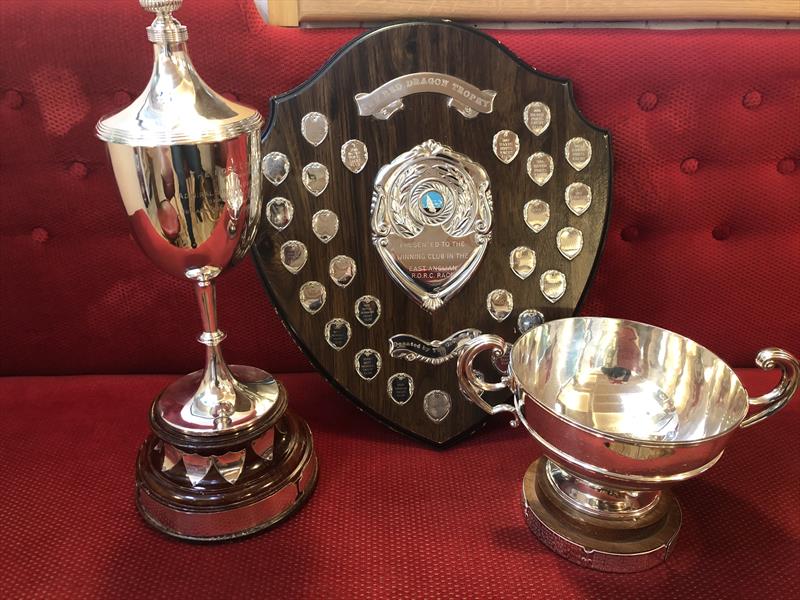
<box><xmin>523</xmin><ymin>199</ymin><xmax>550</xmax><ymax>233</ymax></box>
<box><xmin>527</xmin><ymin>152</ymin><xmax>554</xmax><ymax>187</ymax></box>
<box><xmin>266</xmin><ymin>197</ymin><xmax>294</xmax><ymax>231</ymax></box>
<box><xmin>540</xmin><ymin>269</ymin><xmax>567</xmax><ymax>303</ymax></box>
<box><xmin>565</xmin><ymin>137</ymin><xmax>592</xmax><ymax>171</ymax></box>
<box><xmin>565</xmin><ymin>182</ymin><xmax>592</xmax><ymax>216</ymax></box>
<box><xmin>299</xmin><ymin>281</ymin><xmax>326</xmax><ymax>314</ymax></box>
<box><xmin>557</xmin><ymin>226</ymin><xmax>583</xmax><ymax>260</ymax></box>
<box><xmin>280</xmin><ymin>240</ymin><xmax>307</xmax><ymax>274</ymax></box>
<box><xmin>523</xmin><ymin>101</ymin><xmax>551</xmax><ymax>136</ymax></box>
<box><xmin>371</xmin><ymin>139</ymin><xmax>493</xmax><ymax>311</ymax></box>
<box><xmin>302</xmin><ymin>162</ymin><xmax>329</xmax><ymax>196</ymax></box>
<box><xmin>341</xmin><ymin>139</ymin><xmax>368</xmax><ymax>173</ymax></box>
<box><xmin>301</xmin><ymin>112</ymin><xmax>329</xmax><ymax>147</ymax></box>
<box><xmin>492</xmin><ymin>130</ymin><xmax>519</xmax><ymax>164</ymax></box>
<box><xmin>261</xmin><ymin>151</ymin><xmax>290</xmax><ymax>186</ymax></box>
<box><xmin>312</xmin><ymin>209</ymin><xmax>339</xmax><ymax>243</ymax></box>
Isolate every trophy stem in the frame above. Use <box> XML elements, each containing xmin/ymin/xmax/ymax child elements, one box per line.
<box><xmin>187</xmin><ymin>266</ymin><xmax>244</xmax><ymax>430</ymax></box>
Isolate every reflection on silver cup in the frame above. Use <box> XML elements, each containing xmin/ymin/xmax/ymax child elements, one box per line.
<box><xmin>457</xmin><ymin>317</ymin><xmax>798</xmax><ymax>572</ymax></box>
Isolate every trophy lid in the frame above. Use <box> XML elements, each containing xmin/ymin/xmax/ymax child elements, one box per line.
<box><xmin>96</xmin><ymin>0</ymin><xmax>262</xmax><ymax>146</ymax></box>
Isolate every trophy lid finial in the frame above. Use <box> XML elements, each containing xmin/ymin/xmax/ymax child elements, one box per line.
<box><xmin>140</xmin><ymin>0</ymin><xmax>188</xmax><ymax>44</ymax></box>
<box><xmin>96</xmin><ymin>0</ymin><xmax>262</xmax><ymax>146</ymax></box>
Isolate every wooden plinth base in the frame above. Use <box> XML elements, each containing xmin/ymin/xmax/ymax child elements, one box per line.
<box><xmin>136</xmin><ymin>405</ymin><xmax>317</xmax><ymax>542</ymax></box>
<box><xmin>522</xmin><ymin>458</ymin><xmax>681</xmax><ymax>573</ymax></box>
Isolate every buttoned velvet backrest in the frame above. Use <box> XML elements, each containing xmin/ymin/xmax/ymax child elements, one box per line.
<box><xmin>1</xmin><ymin>0</ymin><xmax>797</xmax><ymax>376</ymax></box>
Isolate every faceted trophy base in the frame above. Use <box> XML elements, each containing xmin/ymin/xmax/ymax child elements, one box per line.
<box><xmin>522</xmin><ymin>458</ymin><xmax>681</xmax><ymax>573</ymax></box>
<box><xmin>136</xmin><ymin>401</ymin><xmax>317</xmax><ymax>542</ymax></box>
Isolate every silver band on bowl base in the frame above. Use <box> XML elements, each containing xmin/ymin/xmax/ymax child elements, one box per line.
<box><xmin>522</xmin><ymin>458</ymin><xmax>681</xmax><ymax>573</ymax></box>
<box><xmin>136</xmin><ymin>411</ymin><xmax>318</xmax><ymax>542</ymax></box>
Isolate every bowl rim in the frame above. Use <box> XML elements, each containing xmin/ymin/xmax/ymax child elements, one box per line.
<box><xmin>508</xmin><ymin>316</ymin><xmax>750</xmax><ymax>447</ymax></box>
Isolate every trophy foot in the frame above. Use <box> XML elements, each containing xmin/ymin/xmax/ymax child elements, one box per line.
<box><xmin>135</xmin><ymin>376</ymin><xmax>318</xmax><ymax>542</ymax></box>
<box><xmin>522</xmin><ymin>458</ymin><xmax>681</xmax><ymax>573</ymax></box>
<box><xmin>151</xmin><ymin>365</ymin><xmax>288</xmax><ymax>436</ymax></box>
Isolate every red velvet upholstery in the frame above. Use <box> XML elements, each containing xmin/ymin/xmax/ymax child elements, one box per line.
<box><xmin>2</xmin><ymin>371</ymin><xmax>799</xmax><ymax>597</ymax></box>
<box><xmin>1</xmin><ymin>0</ymin><xmax>799</xmax><ymax>596</ymax></box>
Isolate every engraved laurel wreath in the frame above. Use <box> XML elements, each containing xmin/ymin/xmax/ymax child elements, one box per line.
<box><xmin>371</xmin><ymin>139</ymin><xmax>493</xmax><ymax>311</ymax></box>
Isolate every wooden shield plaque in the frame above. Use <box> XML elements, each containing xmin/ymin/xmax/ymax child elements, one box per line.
<box><xmin>253</xmin><ymin>21</ymin><xmax>611</xmax><ymax>446</ymax></box>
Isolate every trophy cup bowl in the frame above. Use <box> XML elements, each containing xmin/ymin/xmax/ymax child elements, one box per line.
<box><xmin>96</xmin><ymin>0</ymin><xmax>317</xmax><ymax>541</ymax></box>
<box><xmin>457</xmin><ymin>317</ymin><xmax>798</xmax><ymax>572</ymax></box>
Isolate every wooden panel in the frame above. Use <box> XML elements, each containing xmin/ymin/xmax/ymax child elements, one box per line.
<box><xmin>253</xmin><ymin>22</ymin><xmax>611</xmax><ymax>445</ymax></box>
<box><xmin>268</xmin><ymin>0</ymin><xmax>800</xmax><ymax>26</ymax></box>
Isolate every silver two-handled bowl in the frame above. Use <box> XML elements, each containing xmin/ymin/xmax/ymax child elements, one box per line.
<box><xmin>457</xmin><ymin>317</ymin><xmax>798</xmax><ymax>572</ymax></box>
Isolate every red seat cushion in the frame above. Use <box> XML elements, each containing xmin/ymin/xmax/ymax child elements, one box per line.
<box><xmin>1</xmin><ymin>370</ymin><xmax>797</xmax><ymax>597</ymax></box>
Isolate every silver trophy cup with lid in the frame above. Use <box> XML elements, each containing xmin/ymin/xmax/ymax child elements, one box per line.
<box><xmin>96</xmin><ymin>0</ymin><xmax>317</xmax><ymax>541</ymax></box>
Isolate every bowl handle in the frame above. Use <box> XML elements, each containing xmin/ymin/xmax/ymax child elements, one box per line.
<box><xmin>456</xmin><ymin>334</ymin><xmax>518</xmax><ymax>418</ymax></box>
<box><xmin>740</xmin><ymin>348</ymin><xmax>799</xmax><ymax>429</ymax></box>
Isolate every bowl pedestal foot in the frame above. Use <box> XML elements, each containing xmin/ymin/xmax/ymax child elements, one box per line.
<box><xmin>522</xmin><ymin>458</ymin><xmax>681</xmax><ymax>572</ymax></box>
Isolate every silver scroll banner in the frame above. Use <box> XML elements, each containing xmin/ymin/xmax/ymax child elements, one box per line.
<box><xmin>355</xmin><ymin>72</ymin><xmax>497</xmax><ymax>120</ymax></box>
<box><xmin>389</xmin><ymin>329</ymin><xmax>481</xmax><ymax>365</ymax></box>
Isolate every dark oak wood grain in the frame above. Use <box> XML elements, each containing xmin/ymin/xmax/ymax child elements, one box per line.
<box><xmin>253</xmin><ymin>21</ymin><xmax>611</xmax><ymax>446</ymax></box>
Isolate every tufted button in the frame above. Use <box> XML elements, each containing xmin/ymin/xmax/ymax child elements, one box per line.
<box><xmin>68</xmin><ymin>161</ymin><xmax>88</xmax><ymax>179</ymax></box>
<box><xmin>31</xmin><ymin>227</ymin><xmax>49</xmax><ymax>243</ymax></box>
<box><xmin>222</xmin><ymin>91</ymin><xmax>239</xmax><ymax>102</ymax></box>
<box><xmin>712</xmin><ymin>225</ymin><xmax>731</xmax><ymax>241</ymax></box>
<box><xmin>777</xmin><ymin>157</ymin><xmax>796</xmax><ymax>175</ymax></box>
<box><xmin>3</xmin><ymin>89</ymin><xmax>23</xmax><ymax>109</ymax></box>
<box><xmin>637</xmin><ymin>92</ymin><xmax>658</xmax><ymax>112</ymax></box>
<box><xmin>742</xmin><ymin>90</ymin><xmax>762</xmax><ymax>109</ymax></box>
<box><xmin>113</xmin><ymin>90</ymin><xmax>132</xmax><ymax>107</ymax></box>
<box><xmin>681</xmin><ymin>158</ymin><xmax>699</xmax><ymax>174</ymax></box>
<box><xmin>620</xmin><ymin>226</ymin><xmax>640</xmax><ymax>242</ymax></box>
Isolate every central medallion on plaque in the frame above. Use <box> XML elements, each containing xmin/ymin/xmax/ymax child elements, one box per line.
<box><xmin>253</xmin><ymin>21</ymin><xmax>611</xmax><ymax>446</ymax></box>
<box><xmin>371</xmin><ymin>139</ymin><xmax>493</xmax><ymax>311</ymax></box>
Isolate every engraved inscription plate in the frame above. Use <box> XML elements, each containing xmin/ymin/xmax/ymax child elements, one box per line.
<box><xmin>371</xmin><ymin>139</ymin><xmax>492</xmax><ymax>312</ymax></box>
<box><xmin>527</xmin><ymin>152</ymin><xmax>554</xmax><ymax>186</ymax></box>
<box><xmin>299</xmin><ymin>281</ymin><xmax>326</xmax><ymax>314</ymax></box>
<box><xmin>557</xmin><ymin>227</ymin><xmax>583</xmax><ymax>260</ymax></box>
<box><xmin>341</xmin><ymin>139</ymin><xmax>368</xmax><ymax>173</ymax></box>
<box><xmin>302</xmin><ymin>162</ymin><xmax>329</xmax><ymax>196</ymax></box>
<box><xmin>280</xmin><ymin>240</ymin><xmax>307</xmax><ymax>274</ymax></box>
<box><xmin>329</xmin><ymin>255</ymin><xmax>356</xmax><ymax>287</ymax></box>
<box><xmin>524</xmin><ymin>101</ymin><xmax>551</xmax><ymax>136</ymax></box>
<box><xmin>540</xmin><ymin>270</ymin><xmax>567</xmax><ymax>303</ymax></box>
<box><xmin>354</xmin><ymin>349</ymin><xmax>382</xmax><ymax>380</ymax></box>
<box><xmin>388</xmin><ymin>373</ymin><xmax>414</xmax><ymax>405</ymax></box>
<box><xmin>565</xmin><ymin>182</ymin><xmax>592</xmax><ymax>216</ymax></box>
<box><xmin>423</xmin><ymin>390</ymin><xmax>451</xmax><ymax>422</ymax></box>
<box><xmin>517</xmin><ymin>309</ymin><xmax>544</xmax><ymax>333</ymax></box>
<box><xmin>389</xmin><ymin>328</ymin><xmax>480</xmax><ymax>365</ymax></box>
<box><xmin>261</xmin><ymin>151</ymin><xmax>290</xmax><ymax>186</ymax></box>
<box><xmin>510</xmin><ymin>246</ymin><xmax>536</xmax><ymax>279</ymax></box>
<box><xmin>355</xmin><ymin>295</ymin><xmax>381</xmax><ymax>327</ymax></box>
<box><xmin>324</xmin><ymin>318</ymin><xmax>351</xmax><ymax>350</ymax></box>
<box><xmin>492</xmin><ymin>130</ymin><xmax>519</xmax><ymax>164</ymax></box>
<box><xmin>301</xmin><ymin>112</ymin><xmax>329</xmax><ymax>146</ymax></box>
<box><xmin>565</xmin><ymin>137</ymin><xmax>592</xmax><ymax>171</ymax></box>
<box><xmin>524</xmin><ymin>199</ymin><xmax>550</xmax><ymax>234</ymax></box>
<box><xmin>266</xmin><ymin>197</ymin><xmax>293</xmax><ymax>231</ymax></box>
<box><xmin>312</xmin><ymin>209</ymin><xmax>339</xmax><ymax>243</ymax></box>
<box><xmin>355</xmin><ymin>72</ymin><xmax>497</xmax><ymax>120</ymax></box>
<box><xmin>487</xmin><ymin>289</ymin><xmax>513</xmax><ymax>321</ymax></box>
